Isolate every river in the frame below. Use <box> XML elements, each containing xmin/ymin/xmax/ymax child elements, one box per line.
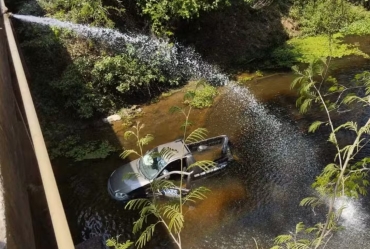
<box><xmin>52</xmin><ymin>36</ymin><xmax>370</xmax><ymax>249</ymax></box>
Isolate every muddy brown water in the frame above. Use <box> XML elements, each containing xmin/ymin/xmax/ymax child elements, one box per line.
<box><xmin>56</xmin><ymin>37</ymin><xmax>370</xmax><ymax>249</ymax></box>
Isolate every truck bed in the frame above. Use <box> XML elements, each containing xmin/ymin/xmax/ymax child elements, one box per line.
<box><xmin>186</xmin><ymin>135</ymin><xmax>232</xmax><ymax>163</ymax></box>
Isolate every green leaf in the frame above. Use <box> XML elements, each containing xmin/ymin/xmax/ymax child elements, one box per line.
<box><xmin>135</xmin><ymin>223</ymin><xmax>158</xmax><ymax>249</ymax></box>
<box><xmin>299</xmin><ymin>98</ymin><xmax>313</xmax><ymax>114</ymax></box>
<box><xmin>161</xmin><ymin>204</ymin><xmax>184</xmax><ymax>233</ymax></box>
<box><xmin>106</xmin><ymin>238</ymin><xmax>133</xmax><ymax>249</ymax></box>
<box><xmin>308</xmin><ymin>121</ymin><xmax>325</xmax><ymax>133</ymax></box>
<box><xmin>274</xmin><ymin>234</ymin><xmax>293</xmax><ymax>244</ymax></box>
<box><xmin>183</xmin><ymin>186</ymin><xmax>210</xmax><ymax>204</ymax></box>
<box><xmin>296</xmin><ymin>222</ymin><xmax>305</xmax><ymax>233</ymax></box>
<box><xmin>300</xmin><ymin>197</ymin><xmax>320</xmax><ymax>207</ymax></box>
<box><xmin>158</xmin><ymin>147</ymin><xmax>177</xmax><ymax>160</ymax></box>
<box><xmin>120</xmin><ymin>149</ymin><xmax>140</xmax><ymax>159</ymax></box>
<box><xmin>125</xmin><ymin>199</ymin><xmax>151</xmax><ymax>210</ymax></box>
<box><xmin>185</xmin><ymin>128</ymin><xmax>208</xmax><ymax>143</ymax></box>
<box><xmin>138</xmin><ymin>134</ymin><xmax>154</xmax><ymax>147</ymax></box>
<box><xmin>124</xmin><ymin>130</ymin><xmax>136</xmax><ymax>140</ymax></box>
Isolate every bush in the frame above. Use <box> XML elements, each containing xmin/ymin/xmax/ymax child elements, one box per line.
<box><xmin>271</xmin><ymin>35</ymin><xmax>368</xmax><ymax>67</ymax></box>
<box><xmin>185</xmin><ymin>83</ymin><xmax>218</xmax><ymax>108</ymax></box>
<box><xmin>52</xmin><ymin>49</ymin><xmax>187</xmax><ymax>118</ymax></box>
<box><xmin>289</xmin><ymin>0</ymin><xmax>370</xmax><ymax>36</ymax></box>
<box><xmin>340</xmin><ymin>19</ymin><xmax>370</xmax><ymax>35</ymax></box>
<box><xmin>37</xmin><ymin>0</ymin><xmax>124</xmax><ymax>28</ymax></box>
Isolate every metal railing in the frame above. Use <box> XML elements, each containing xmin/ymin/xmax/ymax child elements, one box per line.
<box><xmin>0</xmin><ymin>1</ymin><xmax>75</xmax><ymax>248</ymax></box>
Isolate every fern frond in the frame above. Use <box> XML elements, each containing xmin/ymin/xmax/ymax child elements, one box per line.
<box><xmin>296</xmin><ymin>222</ymin><xmax>305</xmax><ymax>233</ymax></box>
<box><xmin>294</xmin><ymin>242</ymin><xmax>310</xmax><ymax>249</ymax></box>
<box><xmin>337</xmin><ymin>121</ymin><xmax>358</xmax><ymax>132</ymax></box>
<box><xmin>124</xmin><ymin>130</ymin><xmax>137</xmax><ymax>140</ymax></box>
<box><xmin>120</xmin><ymin>149</ymin><xmax>140</xmax><ymax>159</ymax></box>
<box><xmin>138</xmin><ymin>134</ymin><xmax>154</xmax><ymax>147</ymax></box>
<box><xmin>135</xmin><ymin>223</ymin><xmax>158</xmax><ymax>249</ymax></box>
<box><xmin>106</xmin><ymin>238</ymin><xmax>133</xmax><ymax>249</ymax></box>
<box><xmin>274</xmin><ymin>234</ymin><xmax>293</xmax><ymax>244</ymax></box>
<box><xmin>125</xmin><ymin>198</ymin><xmax>151</xmax><ymax>210</ymax></box>
<box><xmin>183</xmin><ymin>186</ymin><xmax>210</xmax><ymax>204</ymax></box>
<box><xmin>185</xmin><ymin>128</ymin><xmax>208</xmax><ymax>143</ymax></box>
<box><xmin>132</xmin><ymin>203</ymin><xmax>160</xmax><ymax>234</ymax></box>
<box><xmin>342</xmin><ymin>94</ymin><xmax>361</xmax><ymax>105</ymax></box>
<box><xmin>300</xmin><ymin>98</ymin><xmax>313</xmax><ymax>114</ymax></box>
<box><xmin>187</xmin><ymin>160</ymin><xmax>216</xmax><ymax>171</ymax></box>
<box><xmin>291</xmin><ymin>76</ymin><xmax>305</xmax><ymax>90</ymax></box>
<box><xmin>305</xmin><ymin>227</ymin><xmax>318</xmax><ymax>233</ymax></box>
<box><xmin>159</xmin><ymin>147</ymin><xmax>177</xmax><ymax>160</ymax></box>
<box><xmin>300</xmin><ymin>197</ymin><xmax>320</xmax><ymax>207</ymax></box>
<box><xmin>328</xmin><ymin>132</ymin><xmax>338</xmax><ymax>145</ymax></box>
<box><xmin>308</xmin><ymin>121</ymin><xmax>325</xmax><ymax>133</ymax></box>
<box><xmin>161</xmin><ymin>204</ymin><xmax>184</xmax><ymax>233</ymax></box>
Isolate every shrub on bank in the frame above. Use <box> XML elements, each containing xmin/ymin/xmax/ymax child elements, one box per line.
<box><xmin>185</xmin><ymin>83</ymin><xmax>218</xmax><ymax>109</ymax></box>
<box><xmin>271</xmin><ymin>35</ymin><xmax>368</xmax><ymax>68</ymax></box>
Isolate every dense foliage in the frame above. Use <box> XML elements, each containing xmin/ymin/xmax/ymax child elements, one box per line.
<box><xmin>53</xmin><ymin>50</ymin><xmax>184</xmax><ymax>118</ymax></box>
<box><xmin>289</xmin><ymin>0</ymin><xmax>369</xmax><ymax>36</ymax></box>
<box><xmin>184</xmin><ymin>82</ymin><xmax>219</xmax><ymax>108</ymax></box>
<box><xmin>271</xmin><ymin>34</ymin><xmax>368</xmax><ymax>67</ymax></box>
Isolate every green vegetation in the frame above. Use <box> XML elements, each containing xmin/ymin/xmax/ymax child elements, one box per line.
<box><xmin>288</xmin><ymin>0</ymin><xmax>369</xmax><ymax>36</ymax></box>
<box><xmin>184</xmin><ymin>81</ymin><xmax>218</xmax><ymax>108</ymax></box>
<box><xmin>37</xmin><ymin>0</ymin><xmax>124</xmax><ymax>27</ymax></box>
<box><xmin>238</xmin><ymin>75</ymin><xmax>254</xmax><ymax>83</ymax></box>
<box><xmin>272</xmin><ymin>60</ymin><xmax>370</xmax><ymax>248</ymax></box>
<box><xmin>137</xmin><ymin>0</ymin><xmax>223</xmax><ymax>36</ymax></box>
<box><xmin>271</xmin><ymin>35</ymin><xmax>368</xmax><ymax>67</ymax></box>
<box><xmin>269</xmin><ymin>0</ymin><xmax>370</xmax><ymax>69</ymax></box>
<box><xmin>237</xmin><ymin>71</ymin><xmax>264</xmax><ymax>84</ymax></box>
<box><xmin>340</xmin><ymin>18</ymin><xmax>370</xmax><ymax>35</ymax></box>
<box><xmin>106</xmin><ymin>237</ymin><xmax>133</xmax><ymax>249</ymax></box>
<box><xmin>54</xmin><ymin>49</ymin><xmax>184</xmax><ymax>119</ymax></box>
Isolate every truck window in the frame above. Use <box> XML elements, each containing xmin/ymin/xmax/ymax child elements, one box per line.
<box><xmin>166</xmin><ymin>158</ymin><xmax>186</xmax><ymax>172</ymax></box>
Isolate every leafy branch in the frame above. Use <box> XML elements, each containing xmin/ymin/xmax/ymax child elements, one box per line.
<box><xmin>272</xmin><ymin>59</ymin><xmax>370</xmax><ymax>249</ymax></box>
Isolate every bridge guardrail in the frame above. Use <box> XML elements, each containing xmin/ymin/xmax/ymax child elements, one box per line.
<box><xmin>0</xmin><ymin>1</ymin><xmax>75</xmax><ymax>248</ymax></box>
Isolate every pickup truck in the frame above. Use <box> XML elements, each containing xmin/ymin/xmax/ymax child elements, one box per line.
<box><xmin>107</xmin><ymin>135</ymin><xmax>233</xmax><ymax>201</ymax></box>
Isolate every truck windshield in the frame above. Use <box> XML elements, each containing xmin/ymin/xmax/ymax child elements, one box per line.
<box><xmin>139</xmin><ymin>149</ymin><xmax>167</xmax><ymax>180</ymax></box>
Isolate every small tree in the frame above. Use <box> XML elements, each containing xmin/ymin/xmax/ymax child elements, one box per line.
<box><xmin>272</xmin><ymin>59</ymin><xmax>370</xmax><ymax>249</ymax></box>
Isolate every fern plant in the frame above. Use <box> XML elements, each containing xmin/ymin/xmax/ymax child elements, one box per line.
<box><xmin>107</xmin><ymin>87</ymin><xmax>216</xmax><ymax>249</ymax></box>
<box><xmin>272</xmin><ymin>59</ymin><xmax>370</xmax><ymax>249</ymax></box>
